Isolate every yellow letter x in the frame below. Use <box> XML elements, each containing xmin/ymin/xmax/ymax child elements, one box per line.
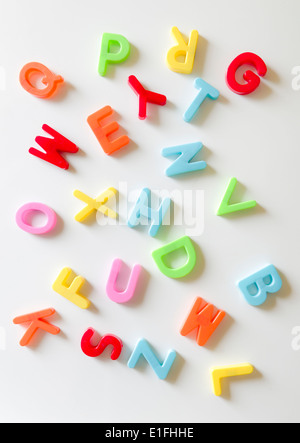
<box><xmin>74</xmin><ymin>187</ymin><xmax>118</xmax><ymax>222</ymax></box>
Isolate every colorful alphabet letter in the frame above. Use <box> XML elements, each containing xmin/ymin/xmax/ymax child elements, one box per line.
<box><xmin>16</xmin><ymin>202</ymin><xmax>57</xmax><ymax>235</ymax></box>
<box><xmin>13</xmin><ymin>309</ymin><xmax>60</xmax><ymax>347</ymax></box>
<box><xmin>217</xmin><ymin>177</ymin><xmax>257</xmax><ymax>216</ymax></box>
<box><xmin>152</xmin><ymin>236</ymin><xmax>197</xmax><ymax>279</ymax></box>
<box><xmin>128</xmin><ymin>338</ymin><xmax>177</xmax><ymax>380</ymax></box>
<box><xmin>29</xmin><ymin>125</ymin><xmax>79</xmax><ymax>170</ymax></box>
<box><xmin>128</xmin><ymin>75</ymin><xmax>167</xmax><ymax>120</ymax></box>
<box><xmin>128</xmin><ymin>188</ymin><xmax>171</xmax><ymax>237</ymax></box>
<box><xmin>19</xmin><ymin>62</ymin><xmax>64</xmax><ymax>98</ymax></box>
<box><xmin>106</xmin><ymin>259</ymin><xmax>143</xmax><ymax>304</ymax></box>
<box><xmin>81</xmin><ymin>328</ymin><xmax>123</xmax><ymax>360</ymax></box>
<box><xmin>98</xmin><ymin>33</ymin><xmax>131</xmax><ymax>76</ymax></box>
<box><xmin>166</xmin><ymin>27</ymin><xmax>199</xmax><ymax>74</ymax></box>
<box><xmin>87</xmin><ymin>106</ymin><xmax>130</xmax><ymax>155</ymax></box>
<box><xmin>52</xmin><ymin>268</ymin><xmax>91</xmax><ymax>310</ymax></box>
<box><xmin>237</xmin><ymin>265</ymin><xmax>282</xmax><ymax>307</ymax></box>
<box><xmin>73</xmin><ymin>187</ymin><xmax>118</xmax><ymax>223</ymax></box>
<box><xmin>180</xmin><ymin>298</ymin><xmax>226</xmax><ymax>346</ymax></box>
<box><xmin>226</xmin><ymin>52</ymin><xmax>267</xmax><ymax>95</ymax></box>
<box><xmin>162</xmin><ymin>142</ymin><xmax>207</xmax><ymax>177</ymax></box>
<box><xmin>211</xmin><ymin>364</ymin><xmax>254</xmax><ymax>396</ymax></box>
<box><xmin>183</xmin><ymin>78</ymin><xmax>220</xmax><ymax>123</ymax></box>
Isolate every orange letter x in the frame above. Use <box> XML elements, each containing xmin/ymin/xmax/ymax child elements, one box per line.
<box><xmin>13</xmin><ymin>309</ymin><xmax>60</xmax><ymax>347</ymax></box>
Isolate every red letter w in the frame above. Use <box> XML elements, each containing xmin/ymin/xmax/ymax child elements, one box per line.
<box><xmin>29</xmin><ymin>124</ymin><xmax>79</xmax><ymax>170</ymax></box>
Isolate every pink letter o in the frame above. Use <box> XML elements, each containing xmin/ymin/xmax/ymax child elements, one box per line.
<box><xmin>16</xmin><ymin>202</ymin><xmax>57</xmax><ymax>235</ymax></box>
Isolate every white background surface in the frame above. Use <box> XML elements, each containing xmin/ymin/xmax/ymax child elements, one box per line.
<box><xmin>0</xmin><ymin>0</ymin><xmax>299</xmax><ymax>424</ymax></box>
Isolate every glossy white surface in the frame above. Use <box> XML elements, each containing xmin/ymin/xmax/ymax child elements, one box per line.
<box><xmin>0</xmin><ymin>0</ymin><xmax>299</xmax><ymax>423</ymax></box>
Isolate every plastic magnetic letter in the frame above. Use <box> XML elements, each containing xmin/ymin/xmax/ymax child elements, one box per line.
<box><xmin>52</xmin><ymin>268</ymin><xmax>91</xmax><ymax>310</ymax></box>
<box><xmin>180</xmin><ymin>298</ymin><xmax>226</xmax><ymax>346</ymax></box>
<box><xmin>211</xmin><ymin>364</ymin><xmax>254</xmax><ymax>397</ymax></box>
<box><xmin>19</xmin><ymin>62</ymin><xmax>64</xmax><ymax>99</ymax></box>
<box><xmin>81</xmin><ymin>328</ymin><xmax>123</xmax><ymax>360</ymax></box>
<box><xmin>16</xmin><ymin>202</ymin><xmax>57</xmax><ymax>235</ymax></box>
<box><xmin>237</xmin><ymin>265</ymin><xmax>282</xmax><ymax>307</ymax></box>
<box><xmin>29</xmin><ymin>124</ymin><xmax>79</xmax><ymax>170</ymax></box>
<box><xmin>128</xmin><ymin>338</ymin><xmax>177</xmax><ymax>380</ymax></box>
<box><xmin>226</xmin><ymin>52</ymin><xmax>267</xmax><ymax>95</ymax></box>
<box><xmin>98</xmin><ymin>33</ymin><xmax>131</xmax><ymax>76</ymax></box>
<box><xmin>183</xmin><ymin>78</ymin><xmax>220</xmax><ymax>123</ymax></box>
<box><xmin>217</xmin><ymin>177</ymin><xmax>257</xmax><ymax>216</ymax></box>
<box><xmin>128</xmin><ymin>188</ymin><xmax>171</xmax><ymax>237</ymax></box>
<box><xmin>128</xmin><ymin>75</ymin><xmax>167</xmax><ymax>120</ymax></box>
<box><xmin>87</xmin><ymin>106</ymin><xmax>130</xmax><ymax>155</ymax></box>
<box><xmin>106</xmin><ymin>259</ymin><xmax>143</xmax><ymax>304</ymax></box>
<box><xmin>166</xmin><ymin>27</ymin><xmax>199</xmax><ymax>74</ymax></box>
<box><xmin>13</xmin><ymin>308</ymin><xmax>60</xmax><ymax>347</ymax></box>
<box><xmin>73</xmin><ymin>188</ymin><xmax>118</xmax><ymax>222</ymax></box>
<box><xmin>152</xmin><ymin>236</ymin><xmax>197</xmax><ymax>279</ymax></box>
<box><xmin>162</xmin><ymin>142</ymin><xmax>206</xmax><ymax>177</ymax></box>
